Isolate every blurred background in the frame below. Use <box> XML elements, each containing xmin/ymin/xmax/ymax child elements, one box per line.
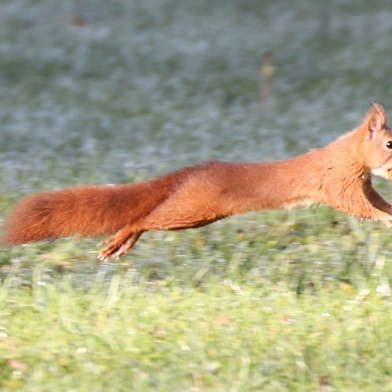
<box><xmin>1</xmin><ymin>0</ymin><xmax>392</xmax><ymax>197</ymax></box>
<box><xmin>2</xmin><ymin>4</ymin><xmax>392</xmax><ymax>388</ymax></box>
<box><xmin>2</xmin><ymin>3</ymin><xmax>392</xmax><ymax>387</ymax></box>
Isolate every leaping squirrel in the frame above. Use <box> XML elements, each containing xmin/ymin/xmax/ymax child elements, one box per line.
<box><xmin>2</xmin><ymin>103</ymin><xmax>392</xmax><ymax>259</ymax></box>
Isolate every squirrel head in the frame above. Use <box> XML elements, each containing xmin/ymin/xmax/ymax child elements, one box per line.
<box><xmin>359</xmin><ymin>103</ymin><xmax>392</xmax><ymax>180</ymax></box>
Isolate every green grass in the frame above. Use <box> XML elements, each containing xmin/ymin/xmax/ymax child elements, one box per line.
<box><xmin>2</xmin><ymin>252</ymin><xmax>392</xmax><ymax>392</ymax></box>
<box><xmin>3</xmin><ymin>0</ymin><xmax>392</xmax><ymax>390</ymax></box>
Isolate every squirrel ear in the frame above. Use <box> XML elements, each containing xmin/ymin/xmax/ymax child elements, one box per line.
<box><xmin>364</xmin><ymin>102</ymin><xmax>386</xmax><ymax>141</ymax></box>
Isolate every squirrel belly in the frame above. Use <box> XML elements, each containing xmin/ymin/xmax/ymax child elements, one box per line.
<box><xmin>2</xmin><ymin>103</ymin><xmax>392</xmax><ymax>259</ymax></box>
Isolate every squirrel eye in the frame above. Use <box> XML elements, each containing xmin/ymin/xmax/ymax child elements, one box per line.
<box><xmin>387</xmin><ymin>141</ymin><xmax>392</xmax><ymax>149</ymax></box>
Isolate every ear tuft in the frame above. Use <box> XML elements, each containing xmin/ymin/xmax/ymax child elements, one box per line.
<box><xmin>368</xmin><ymin>102</ymin><xmax>386</xmax><ymax>132</ymax></box>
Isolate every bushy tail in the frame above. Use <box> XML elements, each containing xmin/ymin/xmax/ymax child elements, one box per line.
<box><xmin>1</xmin><ymin>165</ymin><xmax>198</xmax><ymax>245</ymax></box>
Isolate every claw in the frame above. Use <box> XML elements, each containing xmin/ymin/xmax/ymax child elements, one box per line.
<box><xmin>96</xmin><ymin>230</ymin><xmax>143</xmax><ymax>260</ymax></box>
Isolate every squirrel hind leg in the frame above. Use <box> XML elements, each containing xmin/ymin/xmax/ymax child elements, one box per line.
<box><xmin>98</xmin><ymin>227</ymin><xmax>143</xmax><ymax>260</ymax></box>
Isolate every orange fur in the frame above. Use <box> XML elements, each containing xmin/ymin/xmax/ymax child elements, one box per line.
<box><xmin>3</xmin><ymin>103</ymin><xmax>392</xmax><ymax>259</ymax></box>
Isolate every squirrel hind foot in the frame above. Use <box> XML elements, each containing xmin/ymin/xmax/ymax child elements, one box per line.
<box><xmin>97</xmin><ymin>230</ymin><xmax>143</xmax><ymax>260</ymax></box>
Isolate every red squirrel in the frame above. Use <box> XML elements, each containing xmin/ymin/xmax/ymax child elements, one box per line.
<box><xmin>2</xmin><ymin>103</ymin><xmax>392</xmax><ymax>260</ymax></box>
